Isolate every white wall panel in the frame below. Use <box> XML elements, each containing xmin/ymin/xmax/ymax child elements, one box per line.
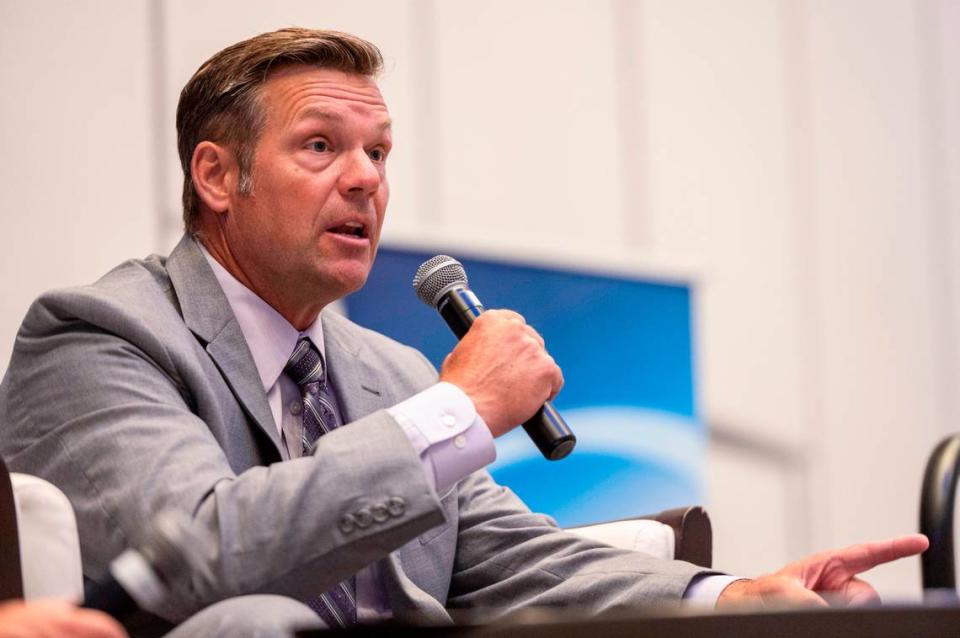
<box><xmin>430</xmin><ymin>0</ymin><xmax>623</xmax><ymax>252</ymax></box>
<box><xmin>938</xmin><ymin>0</ymin><xmax>960</xmax><ymax>439</ymax></box>
<box><xmin>803</xmin><ymin>0</ymin><xmax>943</xmax><ymax>597</ymax></box>
<box><xmin>0</xmin><ymin>0</ymin><xmax>154</xmax><ymax>374</ymax></box>
<box><xmin>638</xmin><ymin>0</ymin><xmax>807</xmax><ymax>450</ymax></box>
<box><xmin>707</xmin><ymin>442</ymin><xmax>795</xmax><ymax>578</ymax></box>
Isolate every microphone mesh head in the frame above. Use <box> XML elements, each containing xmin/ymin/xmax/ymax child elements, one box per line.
<box><xmin>413</xmin><ymin>255</ymin><xmax>468</xmax><ymax>307</ymax></box>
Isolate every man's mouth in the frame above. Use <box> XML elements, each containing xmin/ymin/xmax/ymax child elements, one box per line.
<box><xmin>328</xmin><ymin>221</ymin><xmax>367</xmax><ymax>239</ymax></box>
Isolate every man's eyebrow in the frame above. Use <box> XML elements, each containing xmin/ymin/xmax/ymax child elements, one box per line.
<box><xmin>297</xmin><ymin>107</ymin><xmax>392</xmax><ymax>131</ymax></box>
<box><xmin>299</xmin><ymin>107</ymin><xmax>343</xmax><ymax>123</ymax></box>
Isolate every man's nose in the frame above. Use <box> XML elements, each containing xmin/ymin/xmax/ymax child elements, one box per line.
<box><xmin>338</xmin><ymin>149</ymin><xmax>381</xmax><ymax>197</ymax></box>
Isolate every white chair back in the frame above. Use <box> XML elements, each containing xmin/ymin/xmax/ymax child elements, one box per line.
<box><xmin>11</xmin><ymin>473</ymin><xmax>84</xmax><ymax>602</ymax></box>
<box><xmin>567</xmin><ymin>519</ymin><xmax>676</xmax><ymax>559</ymax></box>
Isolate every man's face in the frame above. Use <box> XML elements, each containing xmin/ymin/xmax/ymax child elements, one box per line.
<box><xmin>222</xmin><ymin>66</ymin><xmax>392</xmax><ymax>309</ymax></box>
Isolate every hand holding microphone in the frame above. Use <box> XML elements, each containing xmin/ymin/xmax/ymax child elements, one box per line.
<box><xmin>441</xmin><ymin>310</ymin><xmax>563</xmax><ymax>437</ymax></box>
<box><xmin>413</xmin><ymin>256</ymin><xmax>576</xmax><ymax>460</ymax></box>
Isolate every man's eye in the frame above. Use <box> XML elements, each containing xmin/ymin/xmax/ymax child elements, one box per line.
<box><xmin>369</xmin><ymin>148</ymin><xmax>386</xmax><ymax>162</ymax></box>
<box><xmin>310</xmin><ymin>140</ymin><xmax>329</xmax><ymax>152</ymax></box>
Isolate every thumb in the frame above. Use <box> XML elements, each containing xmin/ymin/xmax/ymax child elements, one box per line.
<box><xmin>717</xmin><ymin>575</ymin><xmax>828</xmax><ymax>609</ymax></box>
<box><xmin>774</xmin><ymin>579</ymin><xmax>831</xmax><ymax>608</ymax></box>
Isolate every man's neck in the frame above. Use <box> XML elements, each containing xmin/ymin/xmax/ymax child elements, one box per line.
<box><xmin>196</xmin><ymin>234</ymin><xmax>322</xmax><ymax>331</ymax></box>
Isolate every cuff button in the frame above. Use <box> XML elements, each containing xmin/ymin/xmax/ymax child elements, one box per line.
<box><xmin>387</xmin><ymin>496</ymin><xmax>406</xmax><ymax>517</ymax></box>
<box><xmin>338</xmin><ymin>514</ymin><xmax>356</xmax><ymax>534</ymax></box>
<box><xmin>371</xmin><ymin>503</ymin><xmax>389</xmax><ymax>523</ymax></box>
<box><xmin>355</xmin><ymin>507</ymin><xmax>373</xmax><ymax>529</ymax></box>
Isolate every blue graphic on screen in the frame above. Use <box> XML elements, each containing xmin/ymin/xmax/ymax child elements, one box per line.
<box><xmin>343</xmin><ymin>247</ymin><xmax>703</xmax><ymax>526</ymax></box>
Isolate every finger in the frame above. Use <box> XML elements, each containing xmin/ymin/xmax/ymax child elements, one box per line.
<box><xmin>774</xmin><ymin>585</ymin><xmax>829</xmax><ymax>608</ymax></box>
<box><xmin>550</xmin><ymin>364</ymin><xmax>564</xmax><ymax>400</ymax></box>
<box><xmin>12</xmin><ymin>601</ymin><xmax>80</xmax><ymax>638</ymax></box>
<box><xmin>488</xmin><ymin>308</ymin><xmax>526</xmax><ymax>325</ymax></box>
<box><xmin>833</xmin><ymin>577</ymin><xmax>880</xmax><ymax>607</ymax></box>
<box><xmin>720</xmin><ymin>576</ymin><xmax>829</xmax><ymax>609</ymax></box>
<box><xmin>60</xmin><ymin>609</ymin><xmax>129</xmax><ymax>638</ymax></box>
<box><xmin>759</xmin><ymin>576</ymin><xmax>829</xmax><ymax>608</ymax></box>
<box><xmin>825</xmin><ymin>534</ymin><xmax>929</xmax><ymax>576</ymax></box>
<box><xmin>15</xmin><ymin>599</ymin><xmax>75</xmax><ymax>613</ymax></box>
<box><xmin>524</xmin><ymin>325</ymin><xmax>545</xmax><ymax>349</ymax></box>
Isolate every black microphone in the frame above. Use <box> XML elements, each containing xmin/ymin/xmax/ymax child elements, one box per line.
<box><xmin>413</xmin><ymin>255</ymin><xmax>576</xmax><ymax>461</ymax></box>
<box><xmin>83</xmin><ymin>511</ymin><xmax>201</xmax><ymax>621</ymax></box>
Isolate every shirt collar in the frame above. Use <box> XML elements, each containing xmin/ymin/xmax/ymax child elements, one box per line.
<box><xmin>200</xmin><ymin>244</ymin><xmax>326</xmax><ymax>392</ymax></box>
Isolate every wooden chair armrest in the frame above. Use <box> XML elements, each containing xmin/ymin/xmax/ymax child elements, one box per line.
<box><xmin>639</xmin><ymin>505</ymin><xmax>712</xmax><ymax>568</ymax></box>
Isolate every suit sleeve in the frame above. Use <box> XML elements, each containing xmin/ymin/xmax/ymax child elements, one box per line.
<box><xmin>446</xmin><ymin>470</ymin><xmax>716</xmax><ymax>615</ymax></box>
<box><xmin>0</xmin><ymin>292</ymin><xmax>447</xmax><ymax>622</ymax></box>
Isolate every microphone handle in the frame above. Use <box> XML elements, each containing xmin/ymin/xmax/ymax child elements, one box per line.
<box><xmin>437</xmin><ymin>287</ymin><xmax>576</xmax><ymax>461</ymax></box>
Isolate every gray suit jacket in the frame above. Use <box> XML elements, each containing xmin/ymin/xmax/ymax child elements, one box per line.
<box><xmin>0</xmin><ymin>235</ymin><xmax>709</xmax><ymax>631</ymax></box>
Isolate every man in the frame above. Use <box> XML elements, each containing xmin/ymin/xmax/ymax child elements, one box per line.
<box><xmin>0</xmin><ymin>28</ymin><xmax>926</xmax><ymax>637</ymax></box>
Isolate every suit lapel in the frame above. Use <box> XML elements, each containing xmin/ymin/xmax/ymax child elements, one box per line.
<box><xmin>321</xmin><ymin>311</ymin><xmax>386</xmax><ymax>423</ymax></box>
<box><xmin>165</xmin><ymin>235</ymin><xmax>282</xmax><ymax>456</ymax></box>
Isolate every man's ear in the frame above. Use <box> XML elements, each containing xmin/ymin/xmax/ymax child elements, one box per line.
<box><xmin>191</xmin><ymin>141</ymin><xmax>238</xmax><ymax>213</ymax></box>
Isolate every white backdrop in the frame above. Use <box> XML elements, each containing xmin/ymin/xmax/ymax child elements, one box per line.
<box><xmin>1</xmin><ymin>0</ymin><xmax>958</xmax><ymax>599</ymax></box>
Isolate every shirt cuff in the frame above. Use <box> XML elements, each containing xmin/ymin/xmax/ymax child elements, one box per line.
<box><xmin>683</xmin><ymin>574</ymin><xmax>746</xmax><ymax>608</ymax></box>
<box><xmin>387</xmin><ymin>382</ymin><xmax>496</xmax><ymax>493</ymax></box>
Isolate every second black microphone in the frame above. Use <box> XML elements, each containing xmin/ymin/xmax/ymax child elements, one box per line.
<box><xmin>413</xmin><ymin>255</ymin><xmax>576</xmax><ymax>461</ymax></box>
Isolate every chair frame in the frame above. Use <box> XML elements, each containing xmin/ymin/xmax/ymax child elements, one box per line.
<box><xmin>567</xmin><ymin>505</ymin><xmax>713</xmax><ymax>568</ymax></box>
<box><xmin>919</xmin><ymin>434</ymin><xmax>960</xmax><ymax>596</ymax></box>
<box><xmin>0</xmin><ymin>456</ymin><xmax>24</xmax><ymax>600</ymax></box>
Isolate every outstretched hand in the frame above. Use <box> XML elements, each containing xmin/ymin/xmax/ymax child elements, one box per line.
<box><xmin>716</xmin><ymin>534</ymin><xmax>929</xmax><ymax>609</ymax></box>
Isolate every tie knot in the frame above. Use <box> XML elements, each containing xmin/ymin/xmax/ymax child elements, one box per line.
<box><xmin>285</xmin><ymin>338</ymin><xmax>325</xmax><ymax>388</ymax></box>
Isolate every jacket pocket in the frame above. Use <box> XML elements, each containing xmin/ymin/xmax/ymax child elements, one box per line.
<box><xmin>419</xmin><ymin>485</ymin><xmax>456</xmax><ymax>544</ymax></box>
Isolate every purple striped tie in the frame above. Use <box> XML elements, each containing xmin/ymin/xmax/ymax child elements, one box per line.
<box><xmin>285</xmin><ymin>338</ymin><xmax>357</xmax><ymax>628</ymax></box>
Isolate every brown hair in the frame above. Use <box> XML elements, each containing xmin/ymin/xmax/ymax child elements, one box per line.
<box><xmin>176</xmin><ymin>28</ymin><xmax>383</xmax><ymax>234</ymax></box>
